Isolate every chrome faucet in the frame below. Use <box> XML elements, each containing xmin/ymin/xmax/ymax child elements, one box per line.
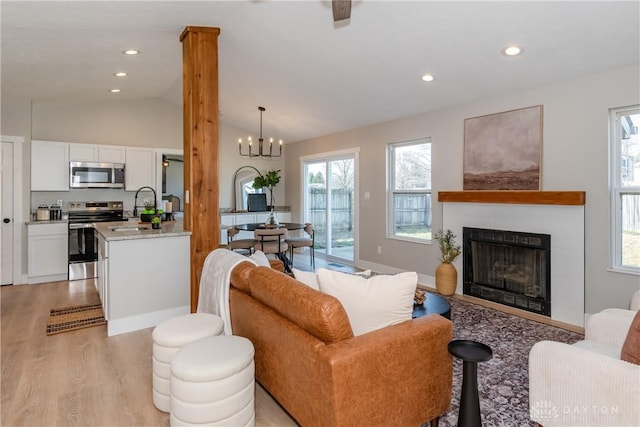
<box><xmin>133</xmin><ymin>186</ymin><xmax>157</xmax><ymax>217</ymax></box>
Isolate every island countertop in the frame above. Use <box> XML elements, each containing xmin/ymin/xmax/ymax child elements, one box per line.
<box><xmin>94</xmin><ymin>220</ymin><xmax>191</xmax><ymax>241</ymax></box>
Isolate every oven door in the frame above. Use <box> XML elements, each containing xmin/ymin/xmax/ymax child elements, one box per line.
<box><xmin>68</xmin><ymin>223</ymin><xmax>98</xmax><ymax>280</ymax></box>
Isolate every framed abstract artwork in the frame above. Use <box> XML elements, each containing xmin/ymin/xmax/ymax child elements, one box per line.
<box><xmin>463</xmin><ymin>105</ymin><xmax>543</xmax><ymax>190</ymax></box>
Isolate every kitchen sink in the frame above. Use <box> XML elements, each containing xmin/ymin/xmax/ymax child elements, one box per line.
<box><xmin>109</xmin><ymin>226</ymin><xmax>151</xmax><ymax>232</ymax></box>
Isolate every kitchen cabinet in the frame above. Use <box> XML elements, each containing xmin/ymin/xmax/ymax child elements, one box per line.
<box><xmin>69</xmin><ymin>143</ymin><xmax>126</xmax><ymax>163</ymax></box>
<box><xmin>28</xmin><ymin>222</ymin><xmax>68</xmax><ymax>283</ymax></box>
<box><xmin>97</xmin><ymin>232</ymin><xmax>108</xmax><ymax>316</ymax></box>
<box><xmin>125</xmin><ymin>147</ymin><xmax>156</xmax><ymax>191</ymax></box>
<box><xmin>31</xmin><ymin>140</ymin><xmax>69</xmax><ymax>191</ymax></box>
<box><xmin>95</xmin><ymin>223</ymin><xmax>190</xmax><ymax>336</ymax></box>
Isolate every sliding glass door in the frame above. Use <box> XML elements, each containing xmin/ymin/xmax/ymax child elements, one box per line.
<box><xmin>303</xmin><ymin>150</ymin><xmax>357</xmax><ymax>263</ymax></box>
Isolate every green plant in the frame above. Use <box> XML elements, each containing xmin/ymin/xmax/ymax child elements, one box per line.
<box><xmin>434</xmin><ymin>229</ymin><xmax>461</xmax><ymax>263</ymax></box>
<box><xmin>151</xmin><ymin>216</ymin><xmax>161</xmax><ymax>224</ymax></box>
<box><xmin>252</xmin><ymin>169</ymin><xmax>281</xmax><ymax>207</ymax></box>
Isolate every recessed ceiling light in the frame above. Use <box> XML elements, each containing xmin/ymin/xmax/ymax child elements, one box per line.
<box><xmin>421</xmin><ymin>73</ymin><xmax>435</xmax><ymax>82</ymax></box>
<box><xmin>122</xmin><ymin>49</ymin><xmax>139</xmax><ymax>55</ymax></box>
<box><xmin>109</xmin><ymin>89</ymin><xmax>121</xmax><ymax>93</ymax></box>
<box><xmin>113</xmin><ymin>72</ymin><xmax>128</xmax><ymax>77</ymax></box>
<box><xmin>502</xmin><ymin>45</ymin><xmax>523</xmax><ymax>56</ymax></box>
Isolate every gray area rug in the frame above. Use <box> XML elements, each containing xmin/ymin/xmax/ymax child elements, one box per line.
<box><xmin>434</xmin><ymin>296</ymin><xmax>583</xmax><ymax>427</ymax></box>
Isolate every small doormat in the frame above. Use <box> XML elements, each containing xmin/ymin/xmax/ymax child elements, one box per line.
<box><xmin>46</xmin><ymin>303</ymin><xmax>106</xmax><ymax>336</ymax></box>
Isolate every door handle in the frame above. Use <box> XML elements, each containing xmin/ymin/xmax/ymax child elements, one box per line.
<box><xmin>2</xmin><ymin>218</ymin><xmax>10</xmax><ymax>224</ymax></box>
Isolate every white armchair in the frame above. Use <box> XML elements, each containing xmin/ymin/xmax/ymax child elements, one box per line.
<box><xmin>529</xmin><ymin>291</ymin><xmax>640</xmax><ymax>427</ymax></box>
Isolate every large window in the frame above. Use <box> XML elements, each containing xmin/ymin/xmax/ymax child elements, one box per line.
<box><xmin>610</xmin><ymin>106</ymin><xmax>640</xmax><ymax>273</ymax></box>
<box><xmin>387</xmin><ymin>138</ymin><xmax>432</xmax><ymax>242</ymax></box>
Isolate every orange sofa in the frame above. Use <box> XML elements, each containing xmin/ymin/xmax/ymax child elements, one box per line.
<box><xmin>229</xmin><ymin>261</ymin><xmax>453</xmax><ymax>427</ymax></box>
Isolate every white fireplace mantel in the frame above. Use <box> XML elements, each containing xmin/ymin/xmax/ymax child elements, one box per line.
<box><xmin>440</xmin><ymin>191</ymin><xmax>585</xmax><ymax>327</ymax></box>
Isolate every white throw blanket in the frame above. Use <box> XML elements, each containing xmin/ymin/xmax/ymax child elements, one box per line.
<box><xmin>196</xmin><ymin>248</ymin><xmax>257</xmax><ymax>335</ymax></box>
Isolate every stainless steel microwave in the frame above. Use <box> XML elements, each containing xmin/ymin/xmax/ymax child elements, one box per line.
<box><xmin>69</xmin><ymin>161</ymin><xmax>125</xmax><ymax>188</ymax></box>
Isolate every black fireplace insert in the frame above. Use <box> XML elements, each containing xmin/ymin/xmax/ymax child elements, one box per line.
<box><xmin>463</xmin><ymin>227</ymin><xmax>551</xmax><ymax>316</ymax></box>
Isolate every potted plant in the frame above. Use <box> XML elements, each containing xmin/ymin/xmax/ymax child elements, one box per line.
<box><xmin>434</xmin><ymin>229</ymin><xmax>461</xmax><ymax>296</ymax></box>
<box><xmin>252</xmin><ymin>169</ymin><xmax>281</xmax><ymax>209</ymax></box>
<box><xmin>151</xmin><ymin>215</ymin><xmax>161</xmax><ymax>229</ymax></box>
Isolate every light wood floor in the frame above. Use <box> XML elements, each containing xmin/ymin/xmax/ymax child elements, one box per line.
<box><xmin>1</xmin><ymin>279</ymin><xmax>299</xmax><ymax>426</ymax></box>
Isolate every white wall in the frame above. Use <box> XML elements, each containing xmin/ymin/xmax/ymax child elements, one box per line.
<box><xmin>2</xmin><ymin>95</ymin><xmax>286</xmax><ymax>282</ymax></box>
<box><xmin>285</xmin><ymin>64</ymin><xmax>640</xmax><ymax>314</ymax></box>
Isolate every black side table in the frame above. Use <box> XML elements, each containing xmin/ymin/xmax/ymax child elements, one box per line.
<box><xmin>448</xmin><ymin>340</ymin><xmax>493</xmax><ymax>427</ymax></box>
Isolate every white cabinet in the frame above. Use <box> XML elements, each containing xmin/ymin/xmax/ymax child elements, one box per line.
<box><xmin>69</xmin><ymin>143</ymin><xmax>126</xmax><ymax>164</ymax></box>
<box><xmin>97</xmin><ymin>233</ymin><xmax>109</xmax><ymax>318</ymax></box>
<box><xmin>28</xmin><ymin>222</ymin><xmax>68</xmax><ymax>283</ymax></box>
<box><xmin>101</xmin><ymin>234</ymin><xmax>190</xmax><ymax>336</ymax></box>
<box><xmin>69</xmin><ymin>143</ymin><xmax>99</xmax><ymax>162</ymax></box>
<box><xmin>125</xmin><ymin>147</ymin><xmax>156</xmax><ymax>191</ymax></box>
<box><xmin>31</xmin><ymin>140</ymin><xmax>69</xmax><ymax>191</ymax></box>
<box><xmin>98</xmin><ymin>145</ymin><xmax>126</xmax><ymax>163</ymax></box>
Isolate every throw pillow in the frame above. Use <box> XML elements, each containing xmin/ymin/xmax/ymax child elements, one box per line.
<box><xmin>292</xmin><ymin>268</ymin><xmax>320</xmax><ymax>291</ymax></box>
<box><xmin>621</xmin><ymin>310</ymin><xmax>640</xmax><ymax>365</ymax></box>
<box><xmin>317</xmin><ymin>268</ymin><xmax>417</xmax><ymax>336</ymax></box>
<box><xmin>249</xmin><ymin>250</ymin><xmax>271</xmax><ymax>267</ymax></box>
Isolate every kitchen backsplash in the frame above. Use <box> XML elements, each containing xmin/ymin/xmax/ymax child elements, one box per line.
<box><xmin>31</xmin><ymin>189</ymin><xmax>145</xmax><ymax>214</ymax></box>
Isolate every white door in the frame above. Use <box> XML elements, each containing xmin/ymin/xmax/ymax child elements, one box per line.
<box><xmin>1</xmin><ymin>142</ymin><xmax>13</xmax><ymax>285</ymax></box>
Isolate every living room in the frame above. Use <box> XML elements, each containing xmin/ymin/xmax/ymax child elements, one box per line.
<box><xmin>2</xmin><ymin>0</ymin><xmax>638</xmax><ymax>317</ymax></box>
<box><xmin>1</xmin><ymin>1</ymin><xmax>639</xmax><ymax>425</ymax></box>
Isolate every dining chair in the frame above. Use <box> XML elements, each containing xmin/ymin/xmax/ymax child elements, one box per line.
<box><xmin>227</xmin><ymin>227</ymin><xmax>258</xmax><ymax>255</ymax></box>
<box><xmin>253</xmin><ymin>228</ymin><xmax>288</xmax><ymax>259</ymax></box>
<box><xmin>285</xmin><ymin>223</ymin><xmax>315</xmax><ymax>269</ymax></box>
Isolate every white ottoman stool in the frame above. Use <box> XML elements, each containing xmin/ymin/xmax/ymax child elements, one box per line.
<box><xmin>152</xmin><ymin>313</ymin><xmax>224</xmax><ymax>412</ymax></box>
<box><xmin>170</xmin><ymin>335</ymin><xmax>255</xmax><ymax>427</ymax></box>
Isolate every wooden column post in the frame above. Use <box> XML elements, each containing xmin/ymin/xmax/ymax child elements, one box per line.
<box><xmin>180</xmin><ymin>26</ymin><xmax>221</xmax><ymax>312</ymax></box>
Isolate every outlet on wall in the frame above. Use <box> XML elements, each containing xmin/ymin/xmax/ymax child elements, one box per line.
<box><xmin>377</xmin><ymin>246</ymin><xmax>382</xmax><ymax>255</ymax></box>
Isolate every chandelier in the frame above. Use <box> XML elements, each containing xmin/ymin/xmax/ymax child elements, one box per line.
<box><xmin>238</xmin><ymin>106</ymin><xmax>282</xmax><ymax>158</ymax></box>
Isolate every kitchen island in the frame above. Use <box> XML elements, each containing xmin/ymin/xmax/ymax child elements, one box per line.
<box><xmin>95</xmin><ymin>220</ymin><xmax>191</xmax><ymax>337</ymax></box>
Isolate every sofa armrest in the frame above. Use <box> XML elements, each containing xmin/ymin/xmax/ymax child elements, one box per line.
<box><xmin>316</xmin><ymin>314</ymin><xmax>453</xmax><ymax>426</ymax></box>
<box><xmin>586</xmin><ymin>309</ymin><xmax>635</xmax><ymax>346</ymax></box>
<box><xmin>529</xmin><ymin>340</ymin><xmax>640</xmax><ymax>426</ymax></box>
<box><xmin>268</xmin><ymin>259</ymin><xmax>284</xmax><ymax>272</ymax></box>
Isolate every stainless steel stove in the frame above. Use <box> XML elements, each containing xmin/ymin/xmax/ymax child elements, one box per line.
<box><xmin>68</xmin><ymin>201</ymin><xmax>124</xmax><ymax>280</ymax></box>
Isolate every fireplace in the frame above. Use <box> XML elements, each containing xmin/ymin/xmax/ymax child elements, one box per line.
<box><xmin>463</xmin><ymin>227</ymin><xmax>551</xmax><ymax>316</ymax></box>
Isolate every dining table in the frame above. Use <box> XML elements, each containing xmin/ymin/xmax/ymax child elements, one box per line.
<box><xmin>234</xmin><ymin>223</ymin><xmax>306</xmax><ymax>272</ymax></box>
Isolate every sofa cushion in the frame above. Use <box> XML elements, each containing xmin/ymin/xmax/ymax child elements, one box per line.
<box><xmin>249</xmin><ymin>250</ymin><xmax>271</xmax><ymax>267</ymax></box>
<box><xmin>249</xmin><ymin>267</ymin><xmax>354</xmax><ymax>344</ymax></box>
<box><xmin>317</xmin><ymin>269</ymin><xmax>417</xmax><ymax>336</ymax></box>
<box><xmin>292</xmin><ymin>268</ymin><xmax>320</xmax><ymax>290</ymax></box>
<box><xmin>621</xmin><ymin>310</ymin><xmax>640</xmax><ymax>365</ymax></box>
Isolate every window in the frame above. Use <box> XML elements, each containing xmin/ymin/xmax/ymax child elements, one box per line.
<box><xmin>610</xmin><ymin>106</ymin><xmax>640</xmax><ymax>273</ymax></box>
<box><xmin>387</xmin><ymin>139</ymin><xmax>432</xmax><ymax>242</ymax></box>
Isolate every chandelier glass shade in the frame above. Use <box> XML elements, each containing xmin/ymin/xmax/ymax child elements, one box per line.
<box><xmin>238</xmin><ymin>106</ymin><xmax>282</xmax><ymax>158</ymax></box>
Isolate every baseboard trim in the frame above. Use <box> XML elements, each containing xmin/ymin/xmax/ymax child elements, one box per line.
<box><xmin>107</xmin><ymin>305</ymin><xmax>190</xmax><ymax>337</ymax></box>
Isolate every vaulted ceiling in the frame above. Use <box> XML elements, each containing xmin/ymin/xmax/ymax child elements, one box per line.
<box><xmin>2</xmin><ymin>1</ymin><xmax>638</xmax><ymax>143</ymax></box>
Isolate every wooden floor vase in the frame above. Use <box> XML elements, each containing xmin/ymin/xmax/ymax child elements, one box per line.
<box><xmin>436</xmin><ymin>262</ymin><xmax>457</xmax><ymax>296</ymax></box>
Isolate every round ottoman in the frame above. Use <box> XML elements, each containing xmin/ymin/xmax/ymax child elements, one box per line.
<box><xmin>152</xmin><ymin>313</ymin><xmax>224</xmax><ymax>412</ymax></box>
<box><xmin>170</xmin><ymin>335</ymin><xmax>255</xmax><ymax>427</ymax></box>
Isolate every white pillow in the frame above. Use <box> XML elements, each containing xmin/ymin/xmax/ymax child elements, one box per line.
<box><xmin>317</xmin><ymin>268</ymin><xmax>417</xmax><ymax>336</ymax></box>
<box><xmin>249</xmin><ymin>250</ymin><xmax>271</xmax><ymax>267</ymax></box>
<box><xmin>292</xmin><ymin>268</ymin><xmax>320</xmax><ymax>290</ymax></box>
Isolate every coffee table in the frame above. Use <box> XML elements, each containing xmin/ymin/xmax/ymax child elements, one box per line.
<box><xmin>412</xmin><ymin>292</ymin><xmax>452</xmax><ymax>320</ymax></box>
